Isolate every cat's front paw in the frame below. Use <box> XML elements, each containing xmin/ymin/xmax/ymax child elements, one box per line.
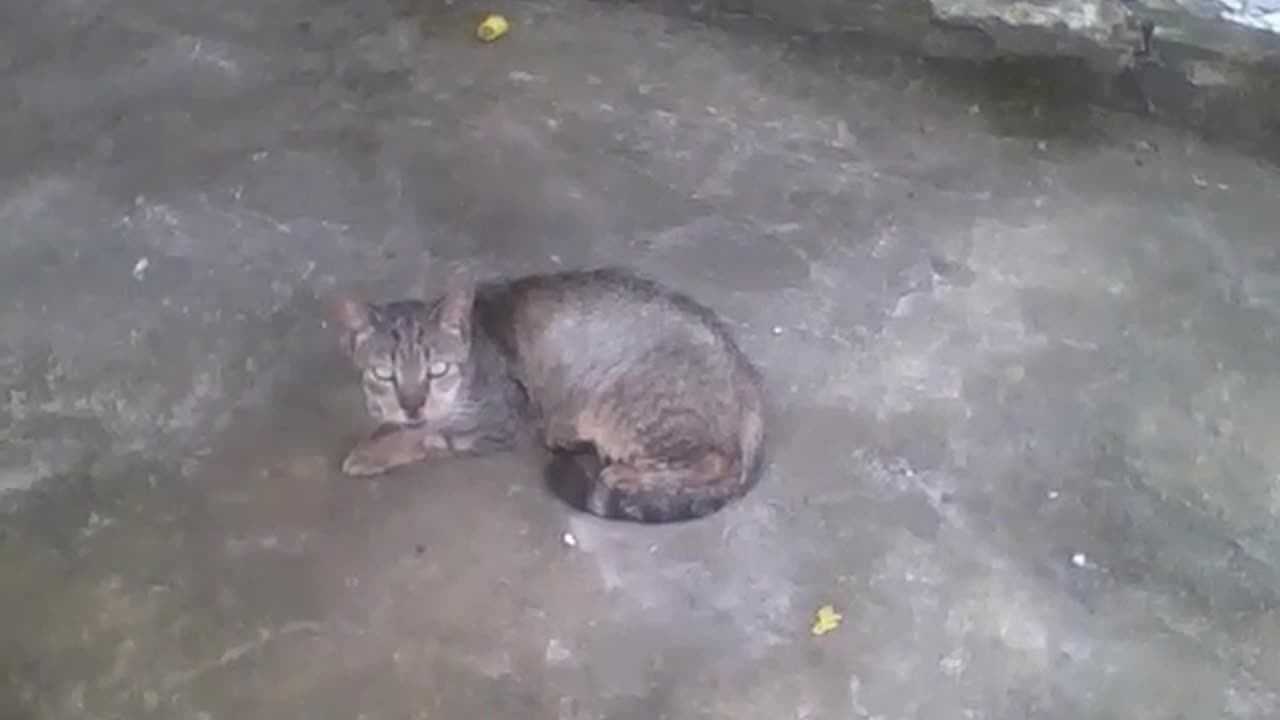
<box><xmin>341</xmin><ymin>443</ymin><xmax>395</xmax><ymax>477</ymax></box>
<box><xmin>341</xmin><ymin>427</ymin><xmax>431</xmax><ymax>477</ymax></box>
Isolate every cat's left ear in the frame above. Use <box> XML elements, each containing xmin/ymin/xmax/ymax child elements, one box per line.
<box><xmin>438</xmin><ymin>275</ymin><xmax>475</xmax><ymax>341</ymax></box>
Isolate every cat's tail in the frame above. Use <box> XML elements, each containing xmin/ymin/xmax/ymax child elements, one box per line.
<box><xmin>549</xmin><ymin>387</ymin><xmax>766</xmax><ymax>524</ymax></box>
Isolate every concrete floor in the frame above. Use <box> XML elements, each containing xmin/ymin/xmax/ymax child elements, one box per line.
<box><xmin>3</xmin><ymin>0</ymin><xmax>1280</xmax><ymax>717</ymax></box>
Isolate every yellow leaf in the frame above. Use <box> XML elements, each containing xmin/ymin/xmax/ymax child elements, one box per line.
<box><xmin>811</xmin><ymin>604</ymin><xmax>842</xmax><ymax>636</ymax></box>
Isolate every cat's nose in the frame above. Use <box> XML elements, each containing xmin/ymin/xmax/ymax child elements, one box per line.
<box><xmin>401</xmin><ymin>394</ymin><xmax>426</xmax><ymax>418</ymax></box>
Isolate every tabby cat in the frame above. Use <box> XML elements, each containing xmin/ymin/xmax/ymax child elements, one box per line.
<box><xmin>335</xmin><ymin>267</ymin><xmax>766</xmax><ymax>523</ymax></box>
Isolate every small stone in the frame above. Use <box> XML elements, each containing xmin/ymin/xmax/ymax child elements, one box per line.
<box><xmin>562</xmin><ymin>532</ymin><xmax>577</xmax><ymax>547</ymax></box>
<box><xmin>1047</xmin><ymin>490</ymin><xmax>1059</xmax><ymax>500</ymax></box>
<box><xmin>1036</xmin><ymin>140</ymin><xmax>1047</xmax><ymax>151</ymax></box>
<box><xmin>545</xmin><ymin>638</ymin><xmax>572</xmax><ymax>663</ymax></box>
<box><xmin>132</xmin><ymin>257</ymin><xmax>149</xmax><ymax>280</ymax></box>
<box><xmin>771</xmin><ymin>326</ymin><xmax>783</xmax><ymax>335</ymax></box>
<box><xmin>968</xmin><ymin>104</ymin><xmax>980</xmax><ymax>115</ymax></box>
<box><xmin>1071</xmin><ymin>552</ymin><xmax>1087</xmax><ymax>567</ymax></box>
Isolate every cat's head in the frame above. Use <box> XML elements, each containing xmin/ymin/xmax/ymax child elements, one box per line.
<box><xmin>335</xmin><ymin>280</ymin><xmax>475</xmax><ymax>427</ymax></box>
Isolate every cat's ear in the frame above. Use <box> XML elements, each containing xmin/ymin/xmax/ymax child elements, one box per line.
<box><xmin>437</xmin><ymin>275</ymin><xmax>475</xmax><ymax>340</ymax></box>
<box><xmin>335</xmin><ymin>295</ymin><xmax>376</xmax><ymax>358</ymax></box>
<box><xmin>336</xmin><ymin>295</ymin><xmax>373</xmax><ymax>333</ymax></box>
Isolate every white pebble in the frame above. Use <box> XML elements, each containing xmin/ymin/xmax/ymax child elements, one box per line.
<box><xmin>562</xmin><ymin>532</ymin><xmax>577</xmax><ymax>547</ymax></box>
<box><xmin>1071</xmin><ymin>552</ymin><xmax>1087</xmax><ymax>567</ymax></box>
<box><xmin>1047</xmin><ymin>490</ymin><xmax>1059</xmax><ymax>500</ymax></box>
<box><xmin>132</xmin><ymin>257</ymin><xmax>149</xmax><ymax>280</ymax></box>
<box><xmin>771</xmin><ymin>326</ymin><xmax>783</xmax><ymax>335</ymax></box>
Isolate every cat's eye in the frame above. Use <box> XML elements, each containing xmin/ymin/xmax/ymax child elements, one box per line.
<box><xmin>428</xmin><ymin>361</ymin><xmax>451</xmax><ymax>378</ymax></box>
<box><xmin>370</xmin><ymin>366</ymin><xmax>394</xmax><ymax>382</ymax></box>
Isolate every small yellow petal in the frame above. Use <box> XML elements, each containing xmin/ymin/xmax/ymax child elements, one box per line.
<box><xmin>476</xmin><ymin>14</ymin><xmax>510</xmax><ymax>42</ymax></box>
<box><xmin>811</xmin><ymin>604</ymin><xmax>843</xmax><ymax>636</ymax></box>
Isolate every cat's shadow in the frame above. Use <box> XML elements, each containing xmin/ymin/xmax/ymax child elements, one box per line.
<box><xmin>542</xmin><ymin>447</ymin><xmax>602</xmax><ymax>514</ymax></box>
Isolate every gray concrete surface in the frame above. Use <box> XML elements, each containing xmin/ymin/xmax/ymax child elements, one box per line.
<box><xmin>3</xmin><ymin>0</ymin><xmax>1280</xmax><ymax>718</ymax></box>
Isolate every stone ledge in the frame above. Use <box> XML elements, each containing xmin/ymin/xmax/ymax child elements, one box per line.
<box><xmin>684</xmin><ymin>0</ymin><xmax>1280</xmax><ymax>154</ymax></box>
<box><xmin>928</xmin><ymin>0</ymin><xmax>1143</xmax><ymax>71</ymax></box>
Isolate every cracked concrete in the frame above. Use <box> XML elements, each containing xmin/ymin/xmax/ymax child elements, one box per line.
<box><xmin>2</xmin><ymin>0</ymin><xmax>1280</xmax><ymax>718</ymax></box>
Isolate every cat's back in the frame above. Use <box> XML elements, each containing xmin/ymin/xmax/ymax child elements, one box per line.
<box><xmin>483</xmin><ymin>268</ymin><xmax>754</xmax><ymax>387</ymax></box>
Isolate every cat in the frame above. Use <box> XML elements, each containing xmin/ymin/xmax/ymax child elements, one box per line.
<box><xmin>334</xmin><ymin>267</ymin><xmax>766</xmax><ymax>523</ymax></box>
